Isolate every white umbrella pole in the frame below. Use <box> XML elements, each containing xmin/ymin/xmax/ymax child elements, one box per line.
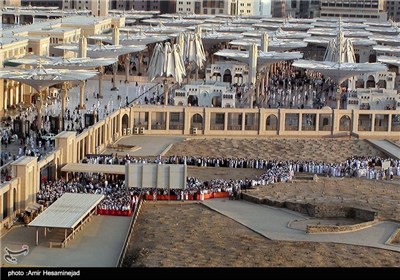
<box><xmin>261</xmin><ymin>33</ymin><xmax>269</xmax><ymax>53</ymax></box>
<box><xmin>79</xmin><ymin>80</ymin><xmax>86</xmax><ymax>109</ymax></box>
<box><xmin>125</xmin><ymin>54</ymin><xmax>131</xmax><ymax>83</ymax></box>
<box><xmin>35</xmin><ymin>90</ymin><xmax>43</xmax><ymax>131</ymax></box>
<box><xmin>60</xmin><ymin>83</ymin><xmax>68</xmax><ymax>131</ymax></box>
<box><xmin>249</xmin><ymin>43</ymin><xmax>258</xmax><ymax>108</ymax></box>
<box><xmin>112</xmin><ymin>62</ymin><xmax>118</xmax><ymax>90</ymax></box>
<box><xmin>163</xmin><ymin>78</ymin><xmax>169</xmax><ymax>106</ymax></box>
<box><xmin>98</xmin><ymin>66</ymin><xmax>103</xmax><ymax>98</ymax></box>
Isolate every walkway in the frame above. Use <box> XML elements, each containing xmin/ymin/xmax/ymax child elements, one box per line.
<box><xmin>367</xmin><ymin>140</ymin><xmax>400</xmax><ymax>160</ymax></box>
<box><xmin>202</xmin><ymin>199</ymin><xmax>400</xmax><ymax>252</ymax></box>
<box><xmin>1</xmin><ymin>215</ymin><xmax>131</xmax><ymax>267</ymax></box>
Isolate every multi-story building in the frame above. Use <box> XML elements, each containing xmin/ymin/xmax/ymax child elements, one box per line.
<box><xmin>320</xmin><ymin>0</ymin><xmax>387</xmax><ymax>21</ymax></box>
<box><xmin>109</xmin><ymin>0</ymin><xmax>175</xmax><ymax>13</ymax></box>
<box><xmin>196</xmin><ymin>0</ymin><xmax>254</xmax><ymax>15</ymax></box>
<box><xmin>176</xmin><ymin>0</ymin><xmax>202</xmax><ymax>14</ymax></box>
<box><xmin>272</xmin><ymin>0</ymin><xmax>320</xmax><ymax>18</ymax></box>
<box><xmin>21</xmin><ymin>0</ymin><xmax>108</xmax><ymax>16</ymax></box>
<box><xmin>385</xmin><ymin>0</ymin><xmax>400</xmax><ymax>22</ymax></box>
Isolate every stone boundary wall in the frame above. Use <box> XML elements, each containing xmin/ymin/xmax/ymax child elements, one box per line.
<box><xmin>306</xmin><ymin>220</ymin><xmax>377</xmax><ymax>234</ymax></box>
<box><xmin>242</xmin><ymin>193</ymin><xmax>377</xmax><ymax>232</ymax></box>
<box><xmin>385</xmin><ymin>227</ymin><xmax>400</xmax><ymax>245</ymax></box>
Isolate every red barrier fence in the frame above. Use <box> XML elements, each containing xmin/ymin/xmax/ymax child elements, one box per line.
<box><xmin>144</xmin><ymin>192</ymin><xmax>230</xmax><ymax>201</ymax></box>
<box><xmin>97</xmin><ymin>209</ymin><xmax>132</xmax><ymax>216</ymax></box>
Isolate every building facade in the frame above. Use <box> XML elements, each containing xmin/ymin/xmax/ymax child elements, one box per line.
<box><xmin>385</xmin><ymin>0</ymin><xmax>400</xmax><ymax>22</ymax></box>
<box><xmin>320</xmin><ymin>0</ymin><xmax>387</xmax><ymax>21</ymax></box>
<box><xmin>272</xmin><ymin>0</ymin><xmax>320</xmax><ymax>18</ymax></box>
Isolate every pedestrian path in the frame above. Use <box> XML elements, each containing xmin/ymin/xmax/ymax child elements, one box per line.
<box><xmin>202</xmin><ymin>199</ymin><xmax>400</xmax><ymax>252</ymax></box>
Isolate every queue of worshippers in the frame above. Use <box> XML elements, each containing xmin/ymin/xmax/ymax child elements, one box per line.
<box><xmin>35</xmin><ymin>153</ymin><xmax>400</xmax><ymax>213</ymax></box>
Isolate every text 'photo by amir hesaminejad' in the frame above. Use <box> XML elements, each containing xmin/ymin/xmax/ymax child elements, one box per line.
<box><xmin>5</xmin><ymin>269</ymin><xmax>81</xmax><ymax>278</ymax></box>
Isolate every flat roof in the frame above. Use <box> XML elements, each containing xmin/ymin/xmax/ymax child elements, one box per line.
<box><xmin>61</xmin><ymin>163</ymin><xmax>125</xmax><ymax>175</ymax></box>
<box><xmin>29</xmin><ymin>193</ymin><xmax>104</xmax><ymax>229</ymax></box>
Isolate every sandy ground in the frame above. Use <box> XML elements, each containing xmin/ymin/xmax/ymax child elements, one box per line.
<box><xmin>248</xmin><ymin>177</ymin><xmax>400</xmax><ymax>221</ymax></box>
<box><xmin>166</xmin><ymin>138</ymin><xmax>386</xmax><ymax>162</ymax></box>
<box><xmin>124</xmin><ymin>202</ymin><xmax>400</xmax><ymax>267</ymax></box>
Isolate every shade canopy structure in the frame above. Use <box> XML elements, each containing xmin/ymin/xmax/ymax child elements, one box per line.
<box><xmin>229</xmin><ymin>38</ymin><xmax>308</xmax><ymax>52</ymax></box>
<box><xmin>307</xmin><ymin>28</ymin><xmax>372</xmax><ymax>38</ymax></box>
<box><xmin>365</xmin><ymin>26</ymin><xmax>399</xmax><ymax>35</ymax></box>
<box><xmin>377</xmin><ymin>56</ymin><xmax>400</xmax><ymax>67</ymax></box>
<box><xmin>29</xmin><ymin>193</ymin><xmax>104</xmax><ymax>229</ymax></box>
<box><xmin>241</xmin><ymin>30</ymin><xmax>275</xmax><ymax>38</ymax></box>
<box><xmin>200</xmin><ymin>30</ymin><xmax>243</xmax><ymax>46</ymax></box>
<box><xmin>141</xmin><ymin>17</ymin><xmax>204</xmax><ymax>26</ymax></box>
<box><xmin>54</xmin><ymin>44</ymin><xmax>147</xmax><ymax>58</ymax></box>
<box><xmin>273</xmin><ymin>28</ymin><xmax>311</xmax><ymax>39</ymax></box>
<box><xmin>369</xmin><ymin>35</ymin><xmax>400</xmax><ymax>46</ymax></box>
<box><xmin>304</xmin><ymin>37</ymin><xmax>377</xmax><ymax>47</ymax></box>
<box><xmin>6</xmin><ymin>55</ymin><xmax>117</xmax><ymax>70</ymax></box>
<box><xmin>373</xmin><ymin>45</ymin><xmax>400</xmax><ymax>55</ymax></box>
<box><xmin>293</xmin><ymin>23</ymin><xmax>387</xmax><ymax>86</ymax></box>
<box><xmin>0</xmin><ymin>66</ymin><xmax>98</xmax><ymax>92</ymax></box>
<box><xmin>159</xmin><ymin>13</ymin><xmax>215</xmax><ymax>20</ymax></box>
<box><xmin>120</xmin><ymin>24</ymin><xmax>186</xmax><ymax>35</ymax></box>
<box><xmin>214</xmin><ymin>49</ymin><xmax>303</xmax><ymax>70</ymax></box>
<box><xmin>101</xmin><ymin>31</ymin><xmax>170</xmax><ymax>46</ymax></box>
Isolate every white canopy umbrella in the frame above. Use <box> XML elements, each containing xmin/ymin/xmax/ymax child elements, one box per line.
<box><xmin>229</xmin><ymin>38</ymin><xmax>308</xmax><ymax>52</ymax></box>
<box><xmin>179</xmin><ymin>31</ymin><xmax>206</xmax><ymax>81</ymax></box>
<box><xmin>6</xmin><ymin>55</ymin><xmax>117</xmax><ymax>70</ymax></box>
<box><xmin>147</xmin><ymin>42</ymin><xmax>186</xmax><ymax>105</ymax></box>
<box><xmin>293</xmin><ymin>24</ymin><xmax>387</xmax><ymax>108</ymax></box>
<box><xmin>377</xmin><ymin>56</ymin><xmax>400</xmax><ymax>67</ymax></box>
<box><xmin>0</xmin><ymin>65</ymin><xmax>98</xmax><ymax>129</ymax></box>
<box><xmin>369</xmin><ymin>35</ymin><xmax>400</xmax><ymax>46</ymax></box>
<box><xmin>373</xmin><ymin>45</ymin><xmax>400</xmax><ymax>55</ymax></box>
<box><xmin>304</xmin><ymin>37</ymin><xmax>377</xmax><ymax>47</ymax></box>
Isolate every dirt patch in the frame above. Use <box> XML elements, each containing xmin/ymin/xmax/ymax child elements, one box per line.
<box><xmin>166</xmin><ymin>138</ymin><xmax>386</xmax><ymax>162</ymax></box>
<box><xmin>124</xmin><ymin>202</ymin><xmax>400</xmax><ymax>267</ymax></box>
<box><xmin>248</xmin><ymin>177</ymin><xmax>400</xmax><ymax>221</ymax></box>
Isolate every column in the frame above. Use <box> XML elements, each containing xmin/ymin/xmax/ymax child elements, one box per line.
<box><xmin>79</xmin><ymin>81</ymin><xmax>85</xmax><ymax>109</ymax></box>
<box><xmin>223</xmin><ymin>112</ymin><xmax>228</xmax><ymax>131</ymax></box>
<box><xmin>15</xmin><ymin>82</ymin><xmax>19</xmax><ymax>104</ymax></box>
<box><xmin>7</xmin><ymin>189</ymin><xmax>14</xmax><ymax>217</ymax></box>
<box><xmin>98</xmin><ymin>67</ymin><xmax>103</xmax><ymax>98</ymax></box>
<box><xmin>36</xmin><ymin>228</ymin><xmax>39</xmax><ymax>246</ymax></box>
<box><xmin>111</xmin><ymin>62</ymin><xmax>118</xmax><ymax>90</ymax></box>
<box><xmin>166</xmin><ymin>112</ymin><xmax>170</xmax><ymax>131</ymax></box>
<box><xmin>163</xmin><ymin>79</ymin><xmax>169</xmax><ymax>105</ymax></box>
<box><xmin>241</xmin><ymin>113</ymin><xmax>246</xmax><ymax>131</ymax></box>
<box><xmin>371</xmin><ymin>113</ymin><xmax>375</xmax><ymax>132</ymax></box>
<box><xmin>278</xmin><ymin>110</ymin><xmax>285</xmax><ymax>135</ymax></box>
<box><xmin>36</xmin><ymin>93</ymin><xmax>43</xmax><ymax>130</ymax></box>
<box><xmin>388</xmin><ymin>114</ymin><xmax>392</xmax><ymax>132</ymax></box>
<box><xmin>125</xmin><ymin>54</ymin><xmax>131</xmax><ymax>83</ymax></box>
<box><xmin>315</xmin><ymin>114</ymin><xmax>320</xmax><ymax>132</ymax></box>
<box><xmin>4</xmin><ymin>81</ymin><xmax>9</xmax><ymax>110</ymax></box>
<box><xmin>203</xmin><ymin>108</ymin><xmax>210</xmax><ymax>135</ymax></box>
<box><xmin>298</xmin><ymin>113</ymin><xmax>302</xmax><ymax>131</ymax></box>
<box><xmin>61</xmin><ymin>87</ymin><xmax>67</xmax><ymax>131</ymax></box>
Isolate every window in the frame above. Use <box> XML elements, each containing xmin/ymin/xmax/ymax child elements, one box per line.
<box><xmin>170</xmin><ymin>113</ymin><xmax>181</xmax><ymax>122</ymax></box>
<box><xmin>215</xmin><ymin>113</ymin><xmax>224</xmax><ymax>124</ymax></box>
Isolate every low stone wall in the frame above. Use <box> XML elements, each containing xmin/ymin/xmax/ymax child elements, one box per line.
<box><xmin>242</xmin><ymin>193</ymin><xmax>377</xmax><ymax>222</ymax></box>
<box><xmin>385</xmin><ymin>227</ymin><xmax>400</xmax><ymax>245</ymax></box>
<box><xmin>306</xmin><ymin>220</ymin><xmax>377</xmax><ymax>234</ymax></box>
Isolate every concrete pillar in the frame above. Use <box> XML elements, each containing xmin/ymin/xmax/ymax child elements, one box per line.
<box><xmin>15</xmin><ymin>83</ymin><xmax>19</xmax><ymax>104</ymax></box>
<box><xmin>125</xmin><ymin>54</ymin><xmax>131</xmax><ymax>83</ymax></box>
<box><xmin>278</xmin><ymin>110</ymin><xmax>285</xmax><ymax>135</ymax></box>
<box><xmin>4</xmin><ymin>81</ymin><xmax>9</xmax><ymax>110</ymax></box>
<box><xmin>78</xmin><ymin>36</ymin><xmax>87</xmax><ymax>58</ymax></box>
<box><xmin>223</xmin><ymin>112</ymin><xmax>228</xmax><ymax>131</ymax></box>
<box><xmin>183</xmin><ymin>109</ymin><xmax>191</xmax><ymax>135</ymax></box>
<box><xmin>352</xmin><ymin>110</ymin><xmax>358</xmax><ymax>133</ymax></box>
<box><xmin>388</xmin><ymin>114</ymin><xmax>392</xmax><ymax>132</ymax></box>
<box><xmin>61</xmin><ymin>87</ymin><xmax>68</xmax><ymax>130</ymax></box>
<box><xmin>316</xmin><ymin>114</ymin><xmax>320</xmax><ymax>132</ymax></box>
<box><xmin>248</xmin><ymin>43</ymin><xmax>257</xmax><ymax>108</ymax></box>
<box><xmin>36</xmin><ymin>227</ymin><xmax>39</xmax><ymax>246</ymax></box>
<box><xmin>371</xmin><ymin>113</ymin><xmax>375</xmax><ymax>132</ymax></box>
<box><xmin>79</xmin><ymin>81</ymin><xmax>85</xmax><ymax>109</ymax></box>
<box><xmin>111</xmin><ymin>62</ymin><xmax>118</xmax><ymax>90</ymax></box>
<box><xmin>298</xmin><ymin>113</ymin><xmax>302</xmax><ymax>131</ymax></box>
<box><xmin>98</xmin><ymin>67</ymin><xmax>104</xmax><ymax>98</ymax></box>
<box><xmin>166</xmin><ymin>112</ymin><xmax>170</xmax><ymax>131</ymax></box>
<box><xmin>241</xmin><ymin>113</ymin><xmax>246</xmax><ymax>131</ymax></box>
<box><xmin>112</xmin><ymin>27</ymin><xmax>120</xmax><ymax>46</ymax></box>
<box><xmin>203</xmin><ymin>108</ymin><xmax>209</xmax><ymax>135</ymax></box>
<box><xmin>36</xmin><ymin>93</ymin><xmax>43</xmax><ymax>130</ymax></box>
<box><xmin>261</xmin><ymin>33</ymin><xmax>269</xmax><ymax>52</ymax></box>
<box><xmin>163</xmin><ymin>79</ymin><xmax>169</xmax><ymax>106</ymax></box>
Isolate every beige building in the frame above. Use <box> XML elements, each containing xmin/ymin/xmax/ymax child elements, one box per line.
<box><xmin>0</xmin><ymin>0</ymin><xmax>21</xmax><ymax>8</ymax></box>
<box><xmin>320</xmin><ymin>0</ymin><xmax>387</xmax><ymax>21</ymax></box>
